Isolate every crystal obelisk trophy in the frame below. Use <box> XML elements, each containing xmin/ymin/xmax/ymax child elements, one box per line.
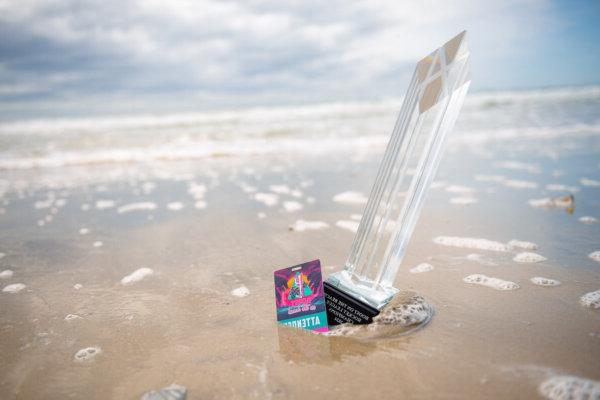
<box><xmin>324</xmin><ymin>31</ymin><xmax>471</xmax><ymax>325</ymax></box>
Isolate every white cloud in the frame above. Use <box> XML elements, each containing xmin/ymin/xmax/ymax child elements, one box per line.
<box><xmin>0</xmin><ymin>0</ymin><xmax>560</xmax><ymax>117</ymax></box>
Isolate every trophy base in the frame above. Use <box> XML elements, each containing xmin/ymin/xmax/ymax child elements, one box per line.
<box><xmin>323</xmin><ymin>281</ymin><xmax>380</xmax><ymax>325</ymax></box>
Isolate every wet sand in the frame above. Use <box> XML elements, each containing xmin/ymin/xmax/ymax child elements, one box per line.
<box><xmin>1</xmin><ymin>145</ymin><xmax>599</xmax><ymax>399</ymax></box>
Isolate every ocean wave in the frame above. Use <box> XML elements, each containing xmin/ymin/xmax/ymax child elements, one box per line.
<box><xmin>0</xmin><ymin>136</ymin><xmax>390</xmax><ymax>170</ymax></box>
<box><xmin>0</xmin><ymin>85</ymin><xmax>598</xmax><ymax>170</ymax></box>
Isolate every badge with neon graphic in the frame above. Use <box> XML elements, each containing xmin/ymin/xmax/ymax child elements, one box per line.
<box><xmin>274</xmin><ymin>259</ymin><xmax>329</xmax><ymax>332</ymax></box>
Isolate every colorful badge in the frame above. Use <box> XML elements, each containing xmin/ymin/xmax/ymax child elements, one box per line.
<box><xmin>274</xmin><ymin>259</ymin><xmax>329</xmax><ymax>332</ymax></box>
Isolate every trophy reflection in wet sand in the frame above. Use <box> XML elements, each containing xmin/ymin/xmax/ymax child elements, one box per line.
<box><xmin>325</xmin><ymin>31</ymin><xmax>472</xmax><ymax>325</ymax></box>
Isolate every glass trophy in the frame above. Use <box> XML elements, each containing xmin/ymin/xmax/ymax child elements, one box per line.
<box><xmin>324</xmin><ymin>31</ymin><xmax>471</xmax><ymax>324</ymax></box>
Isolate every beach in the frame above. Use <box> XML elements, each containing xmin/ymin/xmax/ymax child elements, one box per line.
<box><xmin>1</xmin><ymin>86</ymin><xmax>599</xmax><ymax>399</ymax></box>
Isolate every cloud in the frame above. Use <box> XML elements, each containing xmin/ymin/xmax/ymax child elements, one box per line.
<box><xmin>0</xmin><ymin>0</ymin><xmax>561</xmax><ymax>118</ymax></box>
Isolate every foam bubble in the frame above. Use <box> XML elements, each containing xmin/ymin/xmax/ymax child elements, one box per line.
<box><xmin>79</xmin><ymin>228</ymin><xmax>89</xmax><ymax>235</ymax></box>
<box><xmin>74</xmin><ymin>346</ymin><xmax>102</xmax><ymax>362</ymax></box>
<box><xmin>579</xmin><ymin>216</ymin><xmax>598</xmax><ymax>224</ymax></box>
<box><xmin>2</xmin><ymin>283</ymin><xmax>26</xmax><ymax>293</ymax></box>
<box><xmin>121</xmin><ymin>267</ymin><xmax>154</xmax><ymax>285</ymax></box>
<box><xmin>188</xmin><ymin>182</ymin><xmax>207</xmax><ymax>199</ymax></box>
<box><xmin>0</xmin><ymin>269</ymin><xmax>14</xmax><ymax>279</ymax></box>
<box><xmin>474</xmin><ymin>174</ymin><xmax>506</xmax><ymax>183</ymax></box>
<box><xmin>95</xmin><ymin>200</ymin><xmax>115</xmax><ymax>210</ymax></box>
<box><xmin>450</xmin><ymin>196</ymin><xmax>478</xmax><ymax>205</ymax></box>
<box><xmin>336</xmin><ymin>220</ymin><xmax>359</xmax><ymax>233</ymax></box>
<box><xmin>503</xmin><ymin>179</ymin><xmax>538</xmax><ymax>189</ymax></box>
<box><xmin>530</xmin><ymin>277</ymin><xmax>561</xmax><ymax>287</ymax></box>
<box><xmin>508</xmin><ymin>240</ymin><xmax>539</xmax><ymax>250</ymax></box>
<box><xmin>446</xmin><ymin>185</ymin><xmax>475</xmax><ymax>193</ymax></box>
<box><xmin>92</xmin><ymin>241</ymin><xmax>103</xmax><ymax>248</ymax></box>
<box><xmin>269</xmin><ymin>185</ymin><xmax>290</xmax><ymax>194</ymax></box>
<box><xmin>289</xmin><ymin>220</ymin><xmax>329</xmax><ymax>232</ymax></box>
<box><xmin>326</xmin><ymin>292</ymin><xmax>433</xmax><ymax>339</ymax></box>
<box><xmin>545</xmin><ymin>184</ymin><xmax>580</xmax><ymax>193</ymax></box>
<box><xmin>231</xmin><ymin>286</ymin><xmax>250</xmax><ymax>297</ymax></box>
<box><xmin>589</xmin><ymin>251</ymin><xmax>600</xmax><ymax>262</ymax></box>
<box><xmin>494</xmin><ymin>161</ymin><xmax>541</xmax><ymax>174</ymax></box>
<box><xmin>539</xmin><ymin>375</ymin><xmax>600</xmax><ymax>400</ymax></box>
<box><xmin>65</xmin><ymin>314</ymin><xmax>83</xmax><ymax>321</ymax></box>
<box><xmin>117</xmin><ymin>202</ymin><xmax>157</xmax><ymax>213</ymax></box>
<box><xmin>514</xmin><ymin>252</ymin><xmax>547</xmax><ymax>263</ymax></box>
<box><xmin>528</xmin><ymin>195</ymin><xmax>574</xmax><ymax>209</ymax></box>
<box><xmin>194</xmin><ymin>200</ymin><xmax>207</xmax><ymax>209</ymax></box>
<box><xmin>463</xmin><ymin>274</ymin><xmax>519</xmax><ymax>290</ymax></box>
<box><xmin>73</xmin><ymin>283</ymin><xmax>83</xmax><ymax>290</ymax></box>
<box><xmin>580</xmin><ymin>290</ymin><xmax>600</xmax><ymax>309</ymax></box>
<box><xmin>409</xmin><ymin>263</ymin><xmax>434</xmax><ymax>274</ymax></box>
<box><xmin>166</xmin><ymin>202</ymin><xmax>184</xmax><ymax>211</ymax></box>
<box><xmin>34</xmin><ymin>199</ymin><xmax>53</xmax><ymax>209</ymax></box>
<box><xmin>240</xmin><ymin>183</ymin><xmax>257</xmax><ymax>193</ymax></box>
<box><xmin>433</xmin><ymin>236</ymin><xmax>509</xmax><ymax>252</ymax></box>
<box><xmin>332</xmin><ymin>191</ymin><xmax>368</xmax><ymax>204</ymax></box>
<box><xmin>282</xmin><ymin>201</ymin><xmax>303</xmax><ymax>212</ymax></box>
<box><xmin>580</xmin><ymin>178</ymin><xmax>600</xmax><ymax>187</ymax></box>
<box><xmin>430</xmin><ymin>181</ymin><xmax>447</xmax><ymax>189</ymax></box>
<box><xmin>254</xmin><ymin>193</ymin><xmax>278</xmax><ymax>207</ymax></box>
<box><xmin>290</xmin><ymin>189</ymin><xmax>303</xmax><ymax>198</ymax></box>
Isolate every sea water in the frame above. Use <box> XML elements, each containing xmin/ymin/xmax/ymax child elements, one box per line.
<box><xmin>0</xmin><ymin>86</ymin><xmax>599</xmax><ymax>399</ymax></box>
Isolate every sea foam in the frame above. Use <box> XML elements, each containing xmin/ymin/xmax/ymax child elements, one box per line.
<box><xmin>326</xmin><ymin>293</ymin><xmax>433</xmax><ymax>339</ymax></box>
<box><xmin>503</xmin><ymin>179</ymin><xmax>538</xmax><ymax>189</ymax></box>
<box><xmin>513</xmin><ymin>252</ymin><xmax>547</xmax><ymax>263</ymax></box>
<box><xmin>117</xmin><ymin>202</ymin><xmax>157</xmax><ymax>213</ymax></box>
<box><xmin>579</xmin><ymin>216</ymin><xmax>598</xmax><ymax>224</ymax></box>
<box><xmin>539</xmin><ymin>375</ymin><xmax>600</xmax><ymax>400</ymax></box>
<box><xmin>588</xmin><ymin>251</ymin><xmax>600</xmax><ymax>262</ymax></box>
<box><xmin>463</xmin><ymin>274</ymin><xmax>519</xmax><ymax>290</ymax></box>
<box><xmin>0</xmin><ymin>269</ymin><xmax>14</xmax><ymax>279</ymax></box>
<box><xmin>95</xmin><ymin>200</ymin><xmax>115</xmax><ymax>210</ymax></box>
<box><xmin>166</xmin><ymin>202</ymin><xmax>184</xmax><ymax>211</ymax></box>
<box><xmin>231</xmin><ymin>286</ymin><xmax>250</xmax><ymax>297</ymax></box>
<box><xmin>2</xmin><ymin>283</ymin><xmax>26</xmax><ymax>293</ymax></box>
<box><xmin>579</xmin><ymin>290</ymin><xmax>600</xmax><ymax>309</ymax></box>
<box><xmin>74</xmin><ymin>346</ymin><xmax>102</xmax><ymax>362</ymax></box>
<box><xmin>254</xmin><ymin>193</ymin><xmax>278</xmax><ymax>207</ymax></box>
<box><xmin>336</xmin><ymin>220</ymin><xmax>359</xmax><ymax>233</ymax></box>
<box><xmin>530</xmin><ymin>277</ymin><xmax>561</xmax><ymax>287</ymax></box>
<box><xmin>545</xmin><ymin>184</ymin><xmax>579</xmax><ymax>193</ymax></box>
<box><xmin>289</xmin><ymin>220</ymin><xmax>329</xmax><ymax>232</ymax></box>
<box><xmin>529</xmin><ymin>195</ymin><xmax>574</xmax><ymax>209</ymax></box>
<box><xmin>446</xmin><ymin>185</ymin><xmax>475</xmax><ymax>193</ymax></box>
<box><xmin>269</xmin><ymin>185</ymin><xmax>290</xmax><ymax>194</ymax></box>
<box><xmin>508</xmin><ymin>240</ymin><xmax>539</xmax><ymax>250</ymax></box>
<box><xmin>282</xmin><ymin>201</ymin><xmax>303</xmax><ymax>212</ymax></box>
<box><xmin>580</xmin><ymin>178</ymin><xmax>600</xmax><ymax>187</ymax></box>
<box><xmin>450</xmin><ymin>197</ymin><xmax>478</xmax><ymax>205</ymax></box>
<box><xmin>120</xmin><ymin>268</ymin><xmax>154</xmax><ymax>285</ymax></box>
<box><xmin>433</xmin><ymin>236</ymin><xmax>509</xmax><ymax>252</ymax></box>
<box><xmin>409</xmin><ymin>263</ymin><xmax>434</xmax><ymax>274</ymax></box>
<box><xmin>332</xmin><ymin>191</ymin><xmax>367</xmax><ymax>204</ymax></box>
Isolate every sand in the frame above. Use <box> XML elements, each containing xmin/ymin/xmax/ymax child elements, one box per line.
<box><xmin>0</xmin><ymin>134</ymin><xmax>599</xmax><ymax>399</ymax></box>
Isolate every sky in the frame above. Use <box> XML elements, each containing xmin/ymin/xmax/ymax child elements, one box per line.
<box><xmin>0</xmin><ymin>0</ymin><xmax>599</xmax><ymax>119</ymax></box>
